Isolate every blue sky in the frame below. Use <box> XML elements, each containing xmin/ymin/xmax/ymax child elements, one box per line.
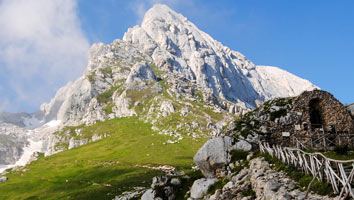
<box><xmin>0</xmin><ymin>0</ymin><xmax>353</xmax><ymax>112</ymax></box>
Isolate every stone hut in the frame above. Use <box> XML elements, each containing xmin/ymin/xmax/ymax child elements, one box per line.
<box><xmin>276</xmin><ymin>90</ymin><xmax>354</xmax><ymax>149</ymax></box>
<box><xmin>227</xmin><ymin>89</ymin><xmax>353</xmax><ymax>150</ymax></box>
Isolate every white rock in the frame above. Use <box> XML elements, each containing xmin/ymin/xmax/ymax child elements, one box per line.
<box><xmin>125</xmin><ymin>62</ymin><xmax>157</xmax><ymax>89</ymax></box>
<box><xmin>0</xmin><ymin>176</ymin><xmax>8</xmax><ymax>183</ymax></box>
<box><xmin>113</xmin><ymin>91</ymin><xmax>136</xmax><ymax>117</ymax></box>
<box><xmin>160</xmin><ymin>101</ymin><xmax>175</xmax><ymax>116</ymax></box>
<box><xmin>235</xmin><ymin>140</ymin><xmax>252</xmax><ymax>152</ymax></box>
<box><xmin>194</xmin><ymin>136</ymin><xmax>237</xmax><ymax>178</ymax></box>
<box><xmin>170</xmin><ymin>178</ymin><xmax>181</xmax><ymax>185</ymax></box>
<box><xmin>141</xmin><ymin>189</ymin><xmax>156</xmax><ymax>200</ymax></box>
<box><xmin>190</xmin><ymin>178</ymin><xmax>218</xmax><ymax>199</ymax></box>
<box><xmin>124</xmin><ymin>4</ymin><xmax>318</xmax><ymax>110</ymax></box>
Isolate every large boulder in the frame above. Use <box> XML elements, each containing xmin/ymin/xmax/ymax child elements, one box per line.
<box><xmin>141</xmin><ymin>189</ymin><xmax>159</xmax><ymax>200</ymax></box>
<box><xmin>194</xmin><ymin>136</ymin><xmax>245</xmax><ymax>178</ymax></box>
<box><xmin>0</xmin><ymin>177</ymin><xmax>8</xmax><ymax>183</ymax></box>
<box><xmin>125</xmin><ymin>62</ymin><xmax>157</xmax><ymax>90</ymax></box>
<box><xmin>190</xmin><ymin>178</ymin><xmax>218</xmax><ymax>199</ymax></box>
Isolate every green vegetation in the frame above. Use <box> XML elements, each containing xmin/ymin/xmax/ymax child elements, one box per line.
<box><xmin>262</xmin><ymin>97</ymin><xmax>293</xmax><ymax>112</ymax></box>
<box><xmin>87</xmin><ymin>73</ymin><xmax>96</xmax><ymax>83</ymax></box>
<box><xmin>230</xmin><ymin>150</ymin><xmax>249</xmax><ymax>163</ymax></box>
<box><xmin>154</xmin><ymin>171</ymin><xmax>204</xmax><ymax>199</ymax></box>
<box><xmin>0</xmin><ymin>117</ymin><xmax>208</xmax><ymax>200</ymax></box>
<box><xmin>207</xmin><ymin>179</ymin><xmax>228</xmax><ymax>195</ymax></box>
<box><xmin>333</xmin><ymin>145</ymin><xmax>349</xmax><ymax>155</ymax></box>
<box><xmin>230</xmin><ymin>150</ymin><xmax>253</xmax><ymax>174</ymax></box>
<box><xmin>193</xmin><ymin>90</ymin><xmax>203</xmax><ymax>101</ymax></box>
<box><xmin>99</xmin><ymin>67</ymin><xmax>113</xmax><ymax>76</ymax></box>
<box><xmin>324</xmin><ymin>147</ymin><xmax>354</xmax><ymax>160</ymax></box>
<box><xmin>233</xmin><ymin>112</ymin><xmax>261</xmax><ymax>138</ymax></box>
<box><xmin>269</xmin><ymin>109</ymin><xmax>287</xmax><ymax>121</ymax></box>
<box><xmin>96</xmin><ymin>85</ymin><xmax>121</xmax><ymax>104</ymax></box>
<box><xmin>241</xmin><ymin>187</ymin><xmax>256</xmax><ymax>198</ymax></box>
<box><xmin>260</xmin><ymin>97</ymin><xmax>293</xmax><ymax>121</ymax></box>
<box><xmin>103</xmin><ymin>102</ymin><xmax>115</xmax><ymax>115</ymax></box>
<box><xmin>262</xmin><ymin>153</ymin><xmax>333</xmax><ymax>196</ymax></box>
<box><xmin>150</xmin><ymin>63</ymin><xmax>164</xmax><ymax>78</ymax></box>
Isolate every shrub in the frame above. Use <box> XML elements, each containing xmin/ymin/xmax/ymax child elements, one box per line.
<box><xmin>230</xmin><ymin>150</ymin><xmax>249</xmax><ymax>163</ymax></box>
<box><xmin>334</xmin><ymin>145</ymin><xmax>349</xmax><ymax>155</ymax></box>
<box><xmin>241</xmin><ymin>186</ymin><xmax>256</xmax><ymax>197</ymax></box>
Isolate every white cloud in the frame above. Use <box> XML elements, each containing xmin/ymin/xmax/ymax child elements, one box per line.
<box><xmin>0</xmin><ymin>0</ymin><xmax>90</xmax><ymax>112</ymax></box>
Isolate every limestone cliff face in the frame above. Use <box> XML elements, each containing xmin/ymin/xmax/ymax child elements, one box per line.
<box><xmin>124</xmin><ymin>4</ymin><xmax>317</xmax><ymax>108</ymax></box>
<box><xmin>37</xmin><ymin>4</ymin><xmax>317</xmax><ymax>127</ymax></box>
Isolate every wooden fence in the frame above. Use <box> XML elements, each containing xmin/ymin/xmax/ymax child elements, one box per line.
<box><xmin>259</xmin><ymin>142</ymin><xmax>354</xmax><ymax>199</ymax></box>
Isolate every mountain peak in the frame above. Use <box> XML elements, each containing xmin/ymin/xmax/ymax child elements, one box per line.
<box><xmin>142</xmin><ymin>4</ymin><xmax>186</xmax><ymax>26</ymax></box>
<box><xmin>43</xmin><ymin>4</ymin><xmax>317</xmax><ymax>127</ymax></box>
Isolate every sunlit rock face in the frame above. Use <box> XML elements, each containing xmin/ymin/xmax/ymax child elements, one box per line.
<box><xmin>124</xmin><ymin>4</ymin><xmax>317</xmax><ymax>109</ymax></box>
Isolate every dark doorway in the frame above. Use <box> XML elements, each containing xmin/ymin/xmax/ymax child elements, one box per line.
<box><xmin>309</xmin><ymin>98</ymin><xmax>323</xmax><ymax>129</ymax></box>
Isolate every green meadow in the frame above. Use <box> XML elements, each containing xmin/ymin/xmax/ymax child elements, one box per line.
<box><xmin>0</xmin><ymin>117</ymin><xmax>207</xmax><ymax>200</ymax></box>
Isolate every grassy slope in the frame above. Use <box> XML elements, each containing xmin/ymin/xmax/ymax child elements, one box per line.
<box><xmin>0</xmin><ymin>117</ymin><xmax>207</xmax><ymax>200</ymax></box>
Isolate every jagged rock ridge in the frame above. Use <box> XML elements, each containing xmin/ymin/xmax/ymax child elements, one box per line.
<box><xmin>36</xmin><ymin>4</ymin><xmax>317</xmax><ymax>127</ymax></box>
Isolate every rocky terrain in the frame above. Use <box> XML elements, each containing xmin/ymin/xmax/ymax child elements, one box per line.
<box><xmin>114</xmin><ymin>150</ymin><xmax>334</xmax><ymax>200</ymax></box>
<box><xmin>0</xmin><ymin>124</ymin><xmax>28</xmax><ymax>165</ymax></box>
<box><xmin>0</xmin><ymin>112</ymin><xmax>43</xmax><ymax>129</ymax></box>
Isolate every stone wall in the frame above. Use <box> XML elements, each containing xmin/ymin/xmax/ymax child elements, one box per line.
<box><xmin>269</xmin><ymin>90</ymin><xmax>354</xmax><ymax>148</ymax></box>
<box><xmin>226</xmin><ymin>89</ymin><xmax>354</xmax><ymax>149</ymax></box>
<box><xmin>293</xmin><ymin>90</ymin><xmax>353</xmax><ymax>133</ymax></box>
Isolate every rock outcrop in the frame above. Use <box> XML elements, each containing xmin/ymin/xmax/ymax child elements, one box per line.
<box><xmin>193</xmin><ymin>136</ymin><xmax>255</xmax><ymax>178</ymax></box>
<box><xmin>0</xmin><ymin>177</ymin><xmax>8</xmax><ymax>183</ymax></box>
<box><xmin>123</xmin><ymin>156</ymin><xmax>335</xmax><ymax>200</ymax></box>
<box><xmin>0</xmin><ymin>111</ymin><xmax>43</xmax><ymax>129</ymax></box>
<box><xmin>37</xmin><ymin>4</ymin><xmax>317</xmax><ymax>128</ymax></box>
<box><xmin>205</xmin><ymin>157</ymin><xmax>334</xmax><ymax>200</ymax></box>
<box><xmin>0</xmin><ymin>124</ymin><xmax>28</xmax><ymax>165</ymax></box>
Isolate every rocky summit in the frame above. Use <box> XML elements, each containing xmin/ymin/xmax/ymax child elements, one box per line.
<box><xmin>0</xmin><ymin>4</ymin><xmax>329</xmax><ymax>200</ymax></box>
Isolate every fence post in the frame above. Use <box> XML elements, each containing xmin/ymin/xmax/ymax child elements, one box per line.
<box><xmin>305</xmin><ymin>159</ymin><xmax>325</xmax><ymax>199</ymax></box>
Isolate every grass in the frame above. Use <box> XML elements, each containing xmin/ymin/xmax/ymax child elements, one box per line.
<box><xmin>87</xmin><ymin>73</ymin><xmax>96</xmax><ymax>83</ymax></box>
<box><xmin>99</xmin><ymin>67</ymin><xmax>113</xmax><ymax>76</ymax></box>
<box><xmin>96</xmin><ymin>85</ymin><xmax>121</xmax><ymax>104</ymax></box>
<box><xmin>126</xmin><ymin>86</ymin><xmax>154</xmax><ymax>107</ymax></box>
<box><xmin>207</xmin><ymin>179</ymin><xmax>228</xmax><ymax>195</ymax></box>
<box><xmin>0</xmin><ymin>117</ymin><xmax>208</xmax><ymax>200</ymax></box>
<box><xmin>103</xmin><ymin>102</ymin><xmax>115</xmax><ymax>115</ymax></box>
<box><xmin>150</xmin><ymin>63</ymin><xmax>164</xmax><ymax>78</ymax></box>
<box><xmin>324</xmin><ymin>150</ymin><xmax>354</xmax><ymax>160</ymax></box>
<box><xmin>230</xmin><ymin>150</ymin><xmax>249</xmax><ymax>163</ymax></box>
